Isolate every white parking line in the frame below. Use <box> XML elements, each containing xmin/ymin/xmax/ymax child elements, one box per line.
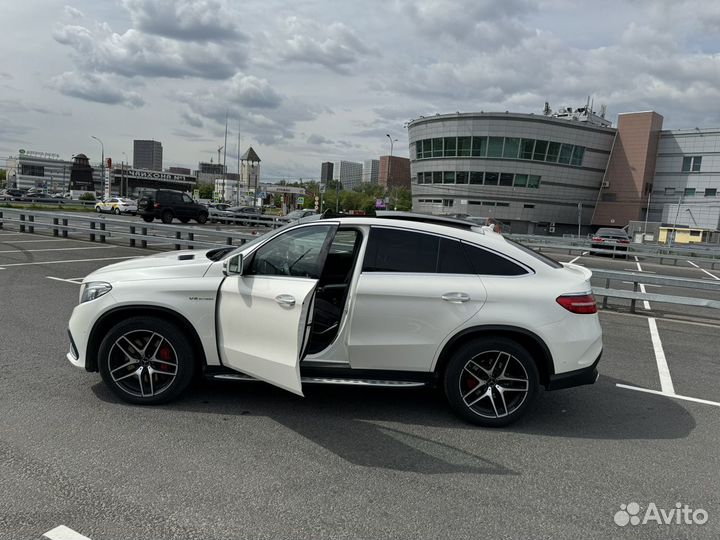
<box><xmin>43</xmin><ymin>525</ymin><xmax>92</xmax><ymax>540</ymax></box>
<box><xmin>647</xmin><ymin>317</ymin><xmax>675</xmax><ymax>394</ymax></box>
<box><xmin>616</xmin><ymin>384</ymin><xmax>720</xmax><ymax>408</ymax></box>
<box><xmin>687</xmin><ymin>259</ymin><xmax>720</xmax><ymax>280</ymax></box>
<box><xmin>634</xmin><ymin>257</ymin><xmax>651</xmax><ymax>310</ymax></box>
<box><xmin>0</xmin><ymin>256</ymin><xmax>136</xmax><ymax>267</ymax></box>
<box><xmin>0</xmin><ymin>246</ymin><xmax>116</xmax><ymax>254</ymax></box>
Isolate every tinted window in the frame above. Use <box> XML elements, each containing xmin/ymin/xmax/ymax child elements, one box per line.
<box><xmin>363</xmin><ymin>228</ymin><xmax>438</xmax><ymax>273</ymax></box>
<box><xmin>504</xmin><ymin>238</ymin><xmax>562</xmax><ymax>269</ymax></box>
<box><xmin>182</xmin><ymin>194</ymin><xmax>193</xmax><ymax>203</ymax></box>
<box><xmin>462</xmin><ymin>243</ymin><xmax>527</xmax><ymax>276</ymax></box>
<box><xmin>438</xmin><ymin>238</ymin><xmax>474</xmax><ymax>274</ymax></box>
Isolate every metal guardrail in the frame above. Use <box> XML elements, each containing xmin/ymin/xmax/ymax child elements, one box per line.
<box><xmin>525</xmin><ymin>241</ymin><xmax>720</xmax><ymax>269</ymax></box>
<box><xmin>0</xmin><ymin>208</ymin><xmax>260</xmax><ymax>250</ymax></box>
<box><xmin>589</xmin><ymin>268</ymin><xmax>720</xmax><ymax>312</ymax></box>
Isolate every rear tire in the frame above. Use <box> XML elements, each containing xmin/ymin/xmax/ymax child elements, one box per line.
<box><xmin>443</xmin><ymin>337</ymin><xmax>539</xmax><ymax>427</ymax></box>
<box><xmin>95</xmin><ymin>206</ymin><xmax>101</xmax><ymax>213</ymax></box>
<box><xmin>98</xmin><ymin>317</ymin><xmax>196</xmax><ymax>405</ymax></box>
<box><xmin>161</xmin><ymin>210</ymin><xmax>174</xmax><ymax>224</ymax></box>
<box><xmin>196</xmin><ymin>212</ymin><xmax>208</xmax><ymax>224</ymax></box>
<box><xmin>113</xmin><ymin>208</ymin><xmax>121</xmax><ymax>215</ymax></box>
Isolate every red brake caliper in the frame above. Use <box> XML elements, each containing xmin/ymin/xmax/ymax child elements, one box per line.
<box><xmin>158</xmin><ymin>345</ymin><xmax>172</xmax><ymax>371</ymax></box>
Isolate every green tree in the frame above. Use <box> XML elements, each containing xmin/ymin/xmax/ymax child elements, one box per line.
<box><xmin>197</xmin><ymin>182</ymin><xmax>214</xmax><ymax>199</ymax></box>
<box><xmin>0</xmin><ymin>169</ymin><xmax>6</xmax><ymax>189</ymax></box>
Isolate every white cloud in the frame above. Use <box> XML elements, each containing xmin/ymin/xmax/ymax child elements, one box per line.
<box><xmin>279</xmin><ymin>17</ymin><xmax>375</xmax><ymax>73</ymax></box>
<box><xmin>122</xmin><ymin>0</ymin><xmax>244</xmax><ymax>42</ymax></box>
<box><xmin>50</xmin><ymin>71</ymin><xmax>145</xmax><ymax>107</ymax></box>
<box><xmin>53</xmin><ymin>23</ymin><xmax>245</xmax><ymax>79</ymax></box>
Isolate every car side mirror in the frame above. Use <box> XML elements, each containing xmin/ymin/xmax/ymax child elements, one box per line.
<box><xmin>223</xmin><ymin>253</ymin><xmax>243</xmax><ymax>276</ymax></box>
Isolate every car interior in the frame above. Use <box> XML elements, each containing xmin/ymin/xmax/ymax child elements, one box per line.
<box><xmin>305</xmin><ymin>228</ymin><xmax>363</xmax><ymax>355</ymax></box>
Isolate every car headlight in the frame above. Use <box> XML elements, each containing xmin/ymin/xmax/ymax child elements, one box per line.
<box><xmin>79</xmin><ymin>281</ymin><xmax>113</xmax><ymax>304</ymax></box>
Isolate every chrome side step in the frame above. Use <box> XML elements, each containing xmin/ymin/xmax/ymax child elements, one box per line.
<box><xmin>210</xmin><ymin>373</ymin><xmax>426</xmax><ymax>388</ymax></box>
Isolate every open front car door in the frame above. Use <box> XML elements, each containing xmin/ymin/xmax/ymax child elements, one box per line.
<box><xmin>216</xmin><ymin>223</ymin><xmax>338</xmax><ymax>395</ymax></box>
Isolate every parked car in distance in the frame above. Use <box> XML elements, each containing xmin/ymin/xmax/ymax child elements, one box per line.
<box><xmin>138</xmin><ymin>189</ymin><xmax>208</xmax><ymax>224</ymax></box>
<box><xmin>281</xmin><ymin>209</ymin><xmax>317</xmax><ymax>223</ymax></box>
<box><xmin>591</xmin><ymin>228</ymin><xmax>630</xmax><ymax>255</ymax></box>
<box><xmin>207</xmin><ymin>203</ymin><xmax>233</xmax><ymax>224</ymax></box>
<box><xmin>226</xmin><ymin>205</ymin><xmax>269</xmax><ymax>226</ymax></box>
<box><xmin>95</xmin><ymin>197</ymin><xmax>138</xmax><ymax>215</ymax></box>
<box><xmin>1</xmin><ymin>188</ymin><xmax>24</xmax><ymax>200</ymax></box>
<box><xmin>67</xmin><ymin>212</ymin><xmax>602</xmax><ymax>427</ymax></box>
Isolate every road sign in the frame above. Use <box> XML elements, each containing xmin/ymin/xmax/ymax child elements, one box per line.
<box><xmin>193</xmin><ymin>189</ymin><xmax>199</xmax><ymax>200</ymax></box>
<box><xmin>297</xmin><ymin>196</ymin><xmax>305</xmax><ymax>204</ymax></box>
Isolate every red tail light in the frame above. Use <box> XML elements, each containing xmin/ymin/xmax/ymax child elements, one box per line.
<box><xmin>591</xmin><ymin>237</ymin><xmax>603</xmax><ymax>242</ymax></box>
<box><xmin>154</xmin><ymin>202</ymin><xmax>161</xmax><ymax>208</ymax></box>
<box><xmin>556</xmin><ymin>293</ymin><xmax>597</xmax><ymax>314</ymax></box>
<box><xmin>618</xmin><ymin>239</ymin><xmax>629</xmax><ymax>244</ymax></box>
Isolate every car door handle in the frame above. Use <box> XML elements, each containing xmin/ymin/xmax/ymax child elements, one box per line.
<box><xmin>275</xmin><ymin>294</ymin><xmax>296</xmax><ymax>308</ymax></box>
<box><xmin>441</xmin><ymin>292</ymin><xmax>470</xmax><ymax>303</ymax></box>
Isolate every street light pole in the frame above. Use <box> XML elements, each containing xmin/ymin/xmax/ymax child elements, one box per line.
<box><xmin>91</xmin><ymin>136</ymin><xmax>104</xmax><ymax>197</ymax></box>
<box><xmin>386</xmin><ymin>133</ymin><xmax>398</xmax><ymax>209</ymax></box>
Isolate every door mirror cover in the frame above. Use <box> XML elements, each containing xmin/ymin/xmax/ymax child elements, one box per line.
<box><xmin>223</xmin><ymin>253</ymin><xmax>243</xmax><ymax>276</ymax></box>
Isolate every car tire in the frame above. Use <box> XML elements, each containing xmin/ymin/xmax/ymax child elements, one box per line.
<box><xmin>113</xmin><ymin>208</ymin><xmax>121</xmax><ymax>215</ymax></box>
<box><xmin>179</xmin><ymin>217</ymin><xmax>190</xmax><ymax>223</ymax></box>
<box><xmin>443</xmin><ymin>337</ymin><xmax>539</xmax><ymax>427</ymax></box>
<box><xmin>95</xmin><ymin>206</ymin><xmax>101</xmax><ymax>213</ymax></box>
<box><xmin>161</xmin><ymin>210</ymin><xmax>174</xmax><ymax>224</ymax></box>
<box><xmin>141</xmin><ymin>215</ymin><xmax>154</xmax><ymax>223</ymax></box>
<box><xmin>98</xmin><ymin>317</ymin><xmax>196</xmax><ymax>405</ymax></box>
<box><xmin>196</xmin><ymin>212</ymin><xmax>208</xmax><ymax>224</ymax></box>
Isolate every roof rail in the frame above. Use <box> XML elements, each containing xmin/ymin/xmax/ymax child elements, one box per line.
<box><xmin>374</xmin><ymin>211</ymin><xmax>479</xmax><ymax>230</ymax></box>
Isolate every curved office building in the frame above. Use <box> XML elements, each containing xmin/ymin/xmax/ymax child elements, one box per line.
<box><xmin>408</xmin><ymin>111</ymin><xmax>616</xmax><ymax>234</ymax></box>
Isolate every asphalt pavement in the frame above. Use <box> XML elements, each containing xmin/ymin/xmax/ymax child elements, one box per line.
<box><xmin>0</xmin><ymin>228</ymin><xmax>718</xmax><ymax>539</ymax></box>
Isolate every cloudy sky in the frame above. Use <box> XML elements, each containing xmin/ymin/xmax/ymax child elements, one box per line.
<box><xmin>2</xmin><ymin>0</ymin><xmax>719</xmax><ymax>181</ymax></box>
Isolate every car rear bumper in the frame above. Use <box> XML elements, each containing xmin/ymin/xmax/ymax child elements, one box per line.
<box><xmin>545</xmin><ymin>350</ymin><xmax>601</xmax><ymax>390</ymax></box>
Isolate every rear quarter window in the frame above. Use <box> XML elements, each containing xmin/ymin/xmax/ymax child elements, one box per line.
<box><xmin>462</xmin><ymin>242</ymin><xmax>529</xmax><ymax>275</ymax></box>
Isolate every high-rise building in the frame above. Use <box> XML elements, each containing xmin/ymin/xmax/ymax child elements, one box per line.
<box><xmin>133</xmin><ymin>139</ymin><xmax>163</xmax><ymax>170</ymax></box>
<box><xmin>333</xmin><ymin>161</ymin><xmax>363</xmax><ymax>190</ymax></box>
<box><xmin>320</xmin><ymin>162</ymin><xmax>334</xmax><ymax>183</ymax></box>
<box><xmin>362</xmin><ymin>159</ymin><xmax>379</xmax><ymax>184</ymax></box>
<box><xmin>379</xmin><ymin>156</ymin><xmax>411</xmax><ymax>189</ymax></box>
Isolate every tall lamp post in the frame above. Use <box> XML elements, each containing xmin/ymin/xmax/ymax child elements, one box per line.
<box><xmin>386</xmin><ymin>133</ymin><xmax>397</xmax><ymax>209</ymax></box>
<box><xmin>91</xmin><ymin>135</ymin><xmax>104</xmax><ymax>197</ymax></box>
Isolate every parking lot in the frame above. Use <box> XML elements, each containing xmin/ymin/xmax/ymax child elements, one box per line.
<box><xmin>1</xmin><ymin>226</ymin><xmax>719</xmax><ymax>539</ymax></box>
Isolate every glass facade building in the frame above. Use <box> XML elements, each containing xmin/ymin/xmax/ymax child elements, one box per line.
<box><xmin>408</xmin><ymin>112</ymin><xmax>616</xmax><ymax>234</ymax></box>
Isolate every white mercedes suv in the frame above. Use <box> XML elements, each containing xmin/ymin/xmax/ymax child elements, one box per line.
<box><xmin>67</xmin><ymin>212</ymin><xmax>602</xmax><ymax>427</ymax></box>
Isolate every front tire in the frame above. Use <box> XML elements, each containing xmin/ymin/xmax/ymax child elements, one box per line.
<box><xmin>95</xmin><ymin>206</ymin><xmax>101</xmax><ymax>213</ymax></box>
<box><xmin>443</xmin><ymin>337</ymin><xmax>539</xmax><ymax>427</ymax></box>
<box><xmin>98</xmin><ymin>317</ymin><xmax>196</xmax><ymax>405</ymax></box>
<box><xmin>195</xmin><ymin>212</ymin><xmax>208</xmax><ymax>224</ymax></box>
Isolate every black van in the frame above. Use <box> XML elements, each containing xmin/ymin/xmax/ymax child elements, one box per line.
<box><xmin>138</xmin><ymin>189</ymin><xmax>208</xmax><ymax>224</ymax></box>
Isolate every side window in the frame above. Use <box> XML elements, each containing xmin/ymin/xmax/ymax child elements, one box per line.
<box><xmin>248</xmin><ymin>225</ymin><xmax>334</xmax><ymax>278</ymax></box>
<box><xmin>182</xmin><ymin>194</ymin><xmax>194</xmax><ymax>203</ymax></box>
<box><xmin>462</xmin><ymin>243</ymin><xmax>528</xmax><ymax>276</ymax></box>
<box><xmin>170</xmin><ymin>192</ymin><xmax>183</xmax><ymax>204</ymax></box>
<box><xmin>362</xmin><ymin>228</ymin><xmax>438</xmax><ymax>272</ymax></box>
<box><xmin>437</xmin><ymin>238</ymin><xmax>474</xmax><ymax>274</ymax></box>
